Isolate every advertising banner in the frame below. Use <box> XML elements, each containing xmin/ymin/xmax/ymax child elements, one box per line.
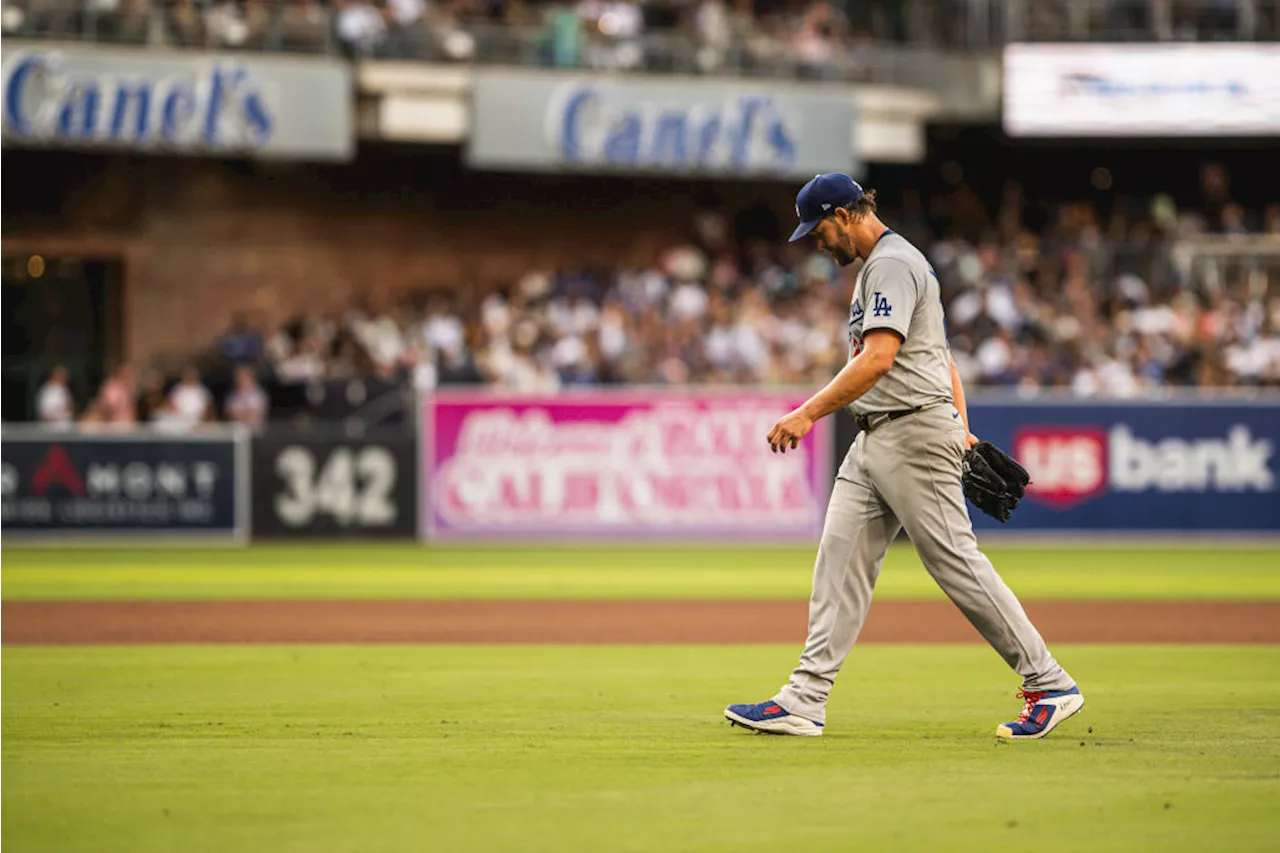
<box><xmin>968</xmin><ymin>400</ymin><xmax>1279</xmax><ymax>533</ymax></box>
<box><xmin>1003</xmin><ymin>43</ymin><xmax>1280</xmax><ymax>137</ymax></box>
<box><xmin>423</xmin><ymin>392</ymin><xmax>832</xmax><ymax>540</ymax></box>
<box><xmin>1</xmin><ymin>429</ymin><xmax>247</xmax><ymax>539</ymax></box>
<box><xmin>467</xmin><ymin>70</ymin><xmax>856</xmax><ymax>179</ymax></box>
<box><xmin>1</xmin><ymin>43</ymin><xmax>353</xmax><ymax>160</ymax></box>
<box><xmin>252</xmin><ymin>432</ymin><xmax>417</xmax><ymax>538</ymax></box>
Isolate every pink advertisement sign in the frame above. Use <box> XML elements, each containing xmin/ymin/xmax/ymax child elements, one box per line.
<box><xmin>423</xmin><ymin>391</ymin><xmax>832</xmax><ymax>540</ymax></box>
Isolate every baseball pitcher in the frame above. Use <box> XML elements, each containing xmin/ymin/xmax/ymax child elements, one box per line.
<box><xmin>725</xmin><ymin>173</ymin><xmax>1084</xmax><ymax>740</ymax></box>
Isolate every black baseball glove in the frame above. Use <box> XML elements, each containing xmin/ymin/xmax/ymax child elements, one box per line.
<box><xmin>961</xmin><ymin>441</ymin><xmax>1032</xmax><ymax>523</ymax></box>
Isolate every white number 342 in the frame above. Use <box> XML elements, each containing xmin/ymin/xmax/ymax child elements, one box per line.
<box><xmin>274</xmin><ymin>446</ymin><xmax>397</xmax><ymax>527</ymax></box>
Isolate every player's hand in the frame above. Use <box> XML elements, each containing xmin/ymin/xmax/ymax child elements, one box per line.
<box><xmin>767</xmin><ymin>408</ymin><xmax>814</xmax><ymax>454</ymax></box>
<box><xmin>965</xmin><ymin>432</ymin><xmax>980</xmax><ymax>450</ymax></box>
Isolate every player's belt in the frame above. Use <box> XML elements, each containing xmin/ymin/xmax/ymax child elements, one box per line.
<box><xmin>854</xmin><ymin>406</ymin><xmax>926</xmax><ymax>434</ymax></box>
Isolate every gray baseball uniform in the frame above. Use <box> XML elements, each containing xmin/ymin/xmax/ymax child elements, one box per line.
<box><xmin>774</xmin><ymin>231</ymin><xmax>1075</xmax><ymax>725</ymax></box>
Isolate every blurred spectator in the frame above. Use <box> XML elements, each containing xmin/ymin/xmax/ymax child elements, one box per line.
<box><xmin>225</xmin><ymin>365</ymin><xmax>269</xmax><ymax>428</ymax></box>
<box><xmin>168</xmin><ymin>366</ymin><xmax>215</xmax><ymax>426</ymax></box>
<box><xmin>578</xmin><ymin>0</ymin><xmax>644</xmax><ymax>70</ymax></box>
<box><xmin>1</xmin><ymin>2</ymin><xmax>25</xmax><ymax>33</ymax></box>
<box><xmin>276</xmin><ymin>336</ymin><xmax>328</xmax><ymax>382</ymax></box>
<box><xmin>137</xmin><ymin>368</ymin><xmax>173</xmax><ymax>423</ymax></box>
<box><xmin>437</xmin><ymin>343</ymin><xmax>484</xmax><ymax>385</ymax></box>
<box><xmin>694</xmin><ymin>0</ymin><xmax>733</xmax><ymax>72</ymax></box>
<box><xmin>792</xmin><ymin>2</ymin><xmax>848</xmax><ymax>80</ymax></box>
<box><xmin>385</xmin><ymin>0</ymin><xmax>427</xmax><ymax>56</ymax></box>
<box><xmin>36</xmin><ymin>365</ymin><xmax>75</xmax><ymax>427</ymax></box>
<box><xmin>335</xmin><ymin>0</ymin><xmax>387</xmax><ymax>56</ymax></box>
<box><xmin>205</xmin><ymin>0</ymin><xmax>254</xmax><ymax>47</ymax></box>
<box><xmin>537</xmin><ymin>4</ymin><xmax>585</xmax><ymax>67</ymax></box>
<box><xmin>90</xmin><ymin>364</ymin><xmax>137</xmax><ymax>426</ymax></box>
<box><xmin>216</xmin><ymin>313</ymin><xmax>265</xmax><ymax>367</ymax></box>
<box><xmin>403</xmin><ymin>344</ymin><xmax>439</xmax><ymax>393</ymax></box>
<box><xmin>422</xmin><ymin>297</ymin><xmax>467</xmax><ymax>354</ymax></box>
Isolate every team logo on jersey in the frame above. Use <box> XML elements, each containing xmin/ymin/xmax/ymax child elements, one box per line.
<box><xmin>872</xmin><ymin>292</ymin><xmax>892</xmax><ymax>318</ymax></box>
<box><xmin>849</xmin><ymin>299</ymin><xmax>863</xmax><ymax>326</ymax></box>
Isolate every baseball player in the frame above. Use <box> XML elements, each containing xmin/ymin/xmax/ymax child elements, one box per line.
<box><xmin>725</xmin><ymin>173</ymin><xmax>1084</xmax><ymax>740</ymax></box>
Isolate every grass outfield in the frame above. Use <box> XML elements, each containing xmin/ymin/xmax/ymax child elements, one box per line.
<box><xmin>4</xmin><ymin>543</ymin><xmax>1280</xmax><ymax>600</ymax></box>
<box><xmin>4</xmin><ymin>644</ymin><xmax>1278</xmax><ymax>852</ymax></box>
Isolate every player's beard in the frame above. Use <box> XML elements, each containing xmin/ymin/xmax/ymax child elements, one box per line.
<box><xmin>829</xmin><ymin>234</ymin><xmax>858</xmax><ymax>266</ymax></box>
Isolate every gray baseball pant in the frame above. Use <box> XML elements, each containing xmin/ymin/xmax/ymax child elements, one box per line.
<box><xmin>774</xmin><ymin>404</ymin><xmax>1075</xmax><ymax>724</ymax></box>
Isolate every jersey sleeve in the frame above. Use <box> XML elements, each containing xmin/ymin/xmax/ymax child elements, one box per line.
<box><xmin>859</xmin><ymin>258</ymin><xmax>916</xmax><ymax>340</ymax></box>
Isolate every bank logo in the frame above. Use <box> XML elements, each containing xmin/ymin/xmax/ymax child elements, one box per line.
<box><xmin>1013</xmin><ymin>428</ymin><xmax>1106</xmax><ymax>509</ymax></box>
<box><xmin>1013</xmin><ymin>424</ymin><xmax>1276</xmax><ymax>510</ymax></box>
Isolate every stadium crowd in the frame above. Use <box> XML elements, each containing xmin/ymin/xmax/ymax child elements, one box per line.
<box><xmin>36</xmin><ymin>168</ymin><xmax>1280</xmax><ymax>431</ymax></box>
<box><xmin>3</xmin><ymin>0</ymin><xmax>1274</xmax><ymax>75</ymax></box>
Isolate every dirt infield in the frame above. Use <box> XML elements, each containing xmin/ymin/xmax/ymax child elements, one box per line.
<box><xmin>4</xmin><ymin>600</ymin><xmax>1278</xmax><ymax>644</ymax></box>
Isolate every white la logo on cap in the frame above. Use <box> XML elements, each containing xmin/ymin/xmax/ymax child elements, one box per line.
<box><xmin>822</xmin><ymin>203</ymin><xmax>831</xmax><ymax>211</ymax></box>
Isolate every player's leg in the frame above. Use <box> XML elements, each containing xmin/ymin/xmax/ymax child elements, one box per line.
<box><xmin>867</xmin><ymin>407</ymin><xmax>1081</xmax><ymax>737</ymax></box>
<box><xmin>726</xmin><ymin>434</ymin><xmax>900</xmax><ymax>735</ymax></box>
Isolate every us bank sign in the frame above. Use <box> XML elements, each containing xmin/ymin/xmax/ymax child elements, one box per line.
<box><xmin>2</xmin><ymin>45</ymin><xmax>353</xmax><ymax>160</ymax></box>
<box><xmin>467</xmin><ymin>71</ymin><xmax>856</xmax><ymax>179</ymax></box>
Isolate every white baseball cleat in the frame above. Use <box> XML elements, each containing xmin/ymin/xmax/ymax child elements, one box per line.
<box><xmin>996</xmin><ymin>687</ymin><xmax>1085</xmax><ymax>740</ymax></box>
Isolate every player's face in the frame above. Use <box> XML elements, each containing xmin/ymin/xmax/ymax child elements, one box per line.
<box><xmin>812</xmin><ymin>216</ymin><xmax>858</xmax><ymax>267</ymax></box>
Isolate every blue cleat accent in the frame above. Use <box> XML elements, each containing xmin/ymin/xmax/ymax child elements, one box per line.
<box><xmin>997</xmin><ymin>686</ymin><xmax>1084</xmax><ymax>740</ymax></box>
<box><xmin>725</xmin><ymin>700</ymin><xmax>824</xmax><ymax>736</ymax></box>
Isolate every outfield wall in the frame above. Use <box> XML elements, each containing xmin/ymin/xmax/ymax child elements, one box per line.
<box><xmin>3</xmin><ymin>392</ymin><xmax>1278</xmax><ymax>542</ymax></box>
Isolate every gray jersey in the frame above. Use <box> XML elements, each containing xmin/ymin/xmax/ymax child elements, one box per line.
<box><xmin>845</xmin><ymin>231</ymin><xmax>953</xmax><ymax>416</ymax></box>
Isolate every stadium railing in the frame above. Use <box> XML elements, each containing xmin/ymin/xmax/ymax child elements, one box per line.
<box><xmin>1173</xmin><ymin>234</ymin><xmax>1280</xmax><ymax>300</ymax></box>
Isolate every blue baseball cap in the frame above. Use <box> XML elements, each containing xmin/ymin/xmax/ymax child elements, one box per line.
<box><xmin>788</xmin><ymin>173</ymin><xmax>865</xmax><ymax>242</ymax></box>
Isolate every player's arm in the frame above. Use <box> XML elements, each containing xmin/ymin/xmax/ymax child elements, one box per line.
<box><xmin>949</xmin><ymin>353</ymin><xmax>980</xmax><ymax>449</ymax></box>
<box><xmin>767</xmin><ymin>330</ymin><xmax>901</xmax><ymax>453</ymax></box>
<box><xmin>804</xmin><ymin>330</ymin><xmax>902</xmax><ymax>419</ymax></box>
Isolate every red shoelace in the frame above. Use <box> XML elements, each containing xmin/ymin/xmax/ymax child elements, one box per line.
<box><xmin>1015</xmin><ymin>690</ymin><xmax>1046</xmax><ymax>723</ymax></box>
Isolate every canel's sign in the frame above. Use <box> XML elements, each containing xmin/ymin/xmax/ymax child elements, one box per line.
<box><xmin>467</xmin><ymin>71</ymin><xmax>856</xmax><ymax>179</ymax></box>
<box><xmin>549</xmin><ymin>84</ymin><xmax>798</xmax><ymax>173</ymax></box>
<box><xmin>1</xmin><ymin>45</ymin><xmax>353</xmax><ymax>160</ymax></box>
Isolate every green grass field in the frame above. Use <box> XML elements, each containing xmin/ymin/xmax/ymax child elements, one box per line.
<box><xmin>4</xmin><ymin>544</ymin><xmax>1279</xmax><ymax>851</ymax></box>
<box><xmin>5</xmin><ymin>543</ymin><xmax>1280</xmax><ymax>600</ymax></box>
<box><xmin>5</xmin><ymin>645</ymin><xmax>1279</xmax><ymax>852</ymax></box>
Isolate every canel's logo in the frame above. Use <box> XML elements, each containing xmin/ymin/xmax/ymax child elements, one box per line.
<box><xmin>2</xmin><ymin>51</ymin><xmax>274</xmax><ymax>151</ymax></box>
<box><xmin>548</xmin><ymin>84</ymin><xmax>797</xmax><ymax>174</ymax></box>
<box><xmin>1014</xmin><ymin>425</ymin><xmax>1276</xmax><ymax>510</ymax></box>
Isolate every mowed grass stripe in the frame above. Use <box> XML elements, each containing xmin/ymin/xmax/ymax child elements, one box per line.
<box><xmin>3</xmin><ymin>544</ymin><xmax>1280</xmax><ymax>601</ymax></box>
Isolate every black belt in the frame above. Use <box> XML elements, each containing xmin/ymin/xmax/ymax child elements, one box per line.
<box><xmin>854</xmin><ymin>406</ymin><xmax>926</xmax><ymax>434</ymax></box>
